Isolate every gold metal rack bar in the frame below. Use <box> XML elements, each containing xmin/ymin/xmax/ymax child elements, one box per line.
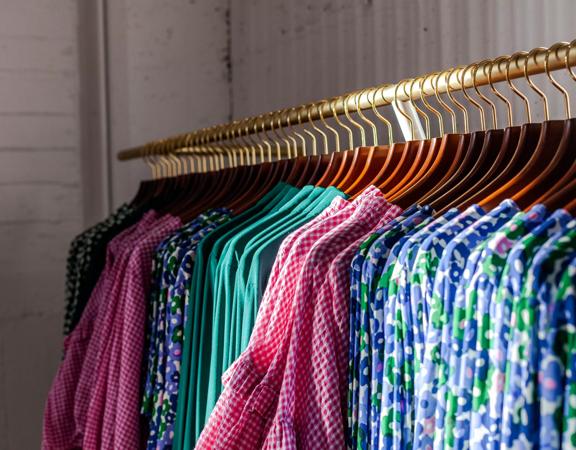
<box><xmin>118</xmin><ymin>41</ymin><xmax>576</xmax><ymax>161</ymax></box>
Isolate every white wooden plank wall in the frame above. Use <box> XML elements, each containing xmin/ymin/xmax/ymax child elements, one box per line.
<box><xmin>230</xmin><ymin>0</ymin><xmax>576</xmax><ymax>140</ymax></box>
<box><xmin>0</xmin><ymin>1</ymin><xmax>82</xmax><ymax>449</ymax></box>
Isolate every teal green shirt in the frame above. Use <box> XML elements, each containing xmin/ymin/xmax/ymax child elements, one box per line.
<box><xmin>204</xmin><ymin>186</ymin><xmax>344</xmax><ymax>428</ymax></box>
<box><xmin>173</xmin><ymin>183</ymin><xmax>292</xmax><ymax>450</ymax></box>
<box><xmin>196</xmin><ymin>186</ymin><xmax>318</xmax><ymax>435</ymax></box>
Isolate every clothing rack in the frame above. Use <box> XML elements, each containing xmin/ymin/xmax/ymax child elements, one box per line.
<box><xmin>117</xmin><ymin>40</ymin><xmax>576</xmax><ymax>162</ymax></box>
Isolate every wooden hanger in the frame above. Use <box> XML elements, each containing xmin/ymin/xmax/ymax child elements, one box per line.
<box><xmin>299</xmin><ymin>104</ymin><xmax>331</xmax><ymax>185</ymax></box>
<box><xmin>388</xmin><ymin>77</ymin><xmax>435</xmax><ymax>199</ymax></box>
<box><xmin>315</xmin><ymin>100</ymin><xmax>342</xmax><ymax>187</ymax></box>
<box><xmin>131</xmin><ymin>142</ymin><xmax>161</xmax><ymax>207</ymax></box>
<box><xmin>346</xmin><ymin>87</ymin><xmax>395</xmax><ymax>196</ymax></box>
<box><xmin>531</xmin><ymin>41</ymin><xmax>576</xmax><ymax>209</ymax></box>
<box><xmin>281</xmin><ymin>107</ymin><xmax>310</xmax><ymax>185</ymax></box>
<box><xmin>226</xmin><ymin>117</ymin><xmax>280</xmax><ymax>212</ymax></box>
<box><xmin>461</xmin><ymin>53</ymin><xmax>538</xmax><ymax>208</ymax></box>
<box><xmin>434</xmin><ymin>59</ymin><xmax>518</xmax><ymax>213</ymax></box>
<box><xmin>379</xmin><ymin>80</ymin><xmax>421</xmax><ymax>197</ymax></box>
<box><xmin>388</xmin><ymin>78</ymin><xmax>440</xmax><ymax>200</ymax></box>
<box><xmin>541</xmin><ymin>177</ymin><xmax>576</xmax><ymax>213</ymax></box>
<box><xmin>336</xmin><ymin>90</ymin><xmax>381</xmax><ymax>193</ymax></box>
<box><xmin>426</xmin><ymin>65</ymin><xmax>491</xmax><ymax>211</ymax></box>
<box><xmin>480</xmin><ymin>47</ymin><xmax>567</xmax><ymax>211</ymax></box>
<box><xmin>514</xmin><ymin>43</ymin><xmax>576</xmax><ymax>209</ymax></box>
<box><xmin>395</xmin><ymin>71</ymin><xmax>467</xmax><ymax>208</ymax></box>
<box><xmin>451</xmin><ymin>56</ymin><xmax>531</xmax><ymax>211</ymax></box>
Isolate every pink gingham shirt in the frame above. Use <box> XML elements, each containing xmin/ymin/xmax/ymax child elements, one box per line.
<box><xmin>42</xmin><ymin>212</ymin><xmax>181</xmax><ymax>450</ymax></box>
<box><xmin>197</xmin><ymin>186</ymin><xmax>398</xmax><ymax>449</ymax></box>
<box><xmin>262</xmin><ymin>200</ymin><xmax>402</xmax><ymax>449</ymax></box>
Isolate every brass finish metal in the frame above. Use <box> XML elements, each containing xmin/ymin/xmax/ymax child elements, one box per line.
<box><xmin>118</xmin><ymin>42</ymin><xmax>576</xmax><ymax>161</ymax></box>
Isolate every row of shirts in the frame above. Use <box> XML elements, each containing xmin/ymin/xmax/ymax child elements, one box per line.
<box><xmin>44</xmin><ymin>180</ymin><xmax>575</xmax><ymax>450</ymax></box>
<box><xmin>348</xmin><ymin>200</ymin><xmax>576</xmax><ymax>449</ymax></box>
<box><xmin>196</xmin><ymin>186</ymin><xmax>403</xmax><ymax>449</ymax></box>
<box><xmin>145</xmin><ymin>183</ymin><xmax>347</xmax><ymax>450</ymax></box>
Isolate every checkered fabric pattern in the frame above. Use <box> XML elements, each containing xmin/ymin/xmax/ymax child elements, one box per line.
<box><xmin>43</xmin><ymin>211</ymin><xmax>157</xmax><ymax>450</ymax></box>
<box><xmin>194</xmin><ymin>195</ymin><xmax>357</xmax><ymax>449</ymax></box>
<box><xmin>260</xmin><ymin>195</ymin><xmax>401</xmax><ymax>450</ymax></box>
<box><xmin>42</xmin><ymin>212</ymin><xmax>181</xmax><ymax>450</ymax></box>
<box><xmin>264</xmin><ymin>196</ymin><xmax>349</xmax><ymax>291</ymax></box>
<box><xmin>197</xmin><ymin>186</ymin><xmax>396</xmax><ymax>450</ymax></box>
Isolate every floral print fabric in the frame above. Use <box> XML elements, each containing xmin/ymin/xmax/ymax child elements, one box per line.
<box><xmin>347</xmin><ymin>202</ymin><xmax>575</xmax><ymax>450</ymax></box>
<box><xmin>142</xmin><ymin>208</ymin><xmax>230</xmax><ymax>449</ymax></box>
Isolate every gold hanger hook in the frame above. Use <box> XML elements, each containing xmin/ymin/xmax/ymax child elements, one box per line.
<box><xmin>183</xmin><ymin>132</ymin><xmax>195</xmax><ymax>173</ymax></box>
<box><xmin>331</xmin><ymin>97</ymin><xmax>354</xmax><ymax>149</ymax></box>
<box><xmin>445</xmin><ymin>67</ymin><xmax>469</xmax><ymax>133</ymax></box>
<box><xmin>234</xmin><ymin>121</ymin><xmax>248</xmax><ymax>166</ymax></box>
<box><xmin>251</xmin><ymin>117</ymin><xmax>265</xmax><ymax>163</ymax></box>
<box><xmin>434</xmin><ymin>70</ymin><xmax>457</xmax><ymax>133</ymax></box>
<box><xmin>227</xmin><ymin>122</ymin><xmax>240</xmax><ymax>166</ymax></box>
<box><xmin>236</xmin><ymin>119</ymin><xmax>252</xmax><ymax>164</ymax></box>
<box><xmin>153</xmin><ymin>143</ymin><xmax>163</xmax><ymax>179</ymax></box>
<box><xmin>394</xmin><ymin>80</ymin><xmax>414</xmax><ymax>140</ymax></box>
<box><xmin>300</xmin><ymin>105</ymin><xmax>318</xmax><ymax>156</ymax></box>
<box><xmin>242</xmin><ymin>118</ymin><xmax>256</xmax><ymax>164</ymax></box>
<box><xmin>291</xmin><ymin>107</ymin><xmax>307</xmax><ymax>157</ymax></box>
<box><xmin>257</xmin><ymin>115</ymin><xmax>273</xmax><ymax>162</ymax></box>
<box><xmin>169</xmin><ymin>139</ymin><xmax>182</xmax><ymax>176</ymax></box>
<box><xmin>283</xmin><ymin>109</ymin><xmax>298</xmax><ymax>158</ymax></box>
<box><xmin>420</xmin><ymin>73</ymin><xmax>444</xmax><ymax>136</ymax></box>
<box><xmin>473</xmin><ymin>60</ymin><xmax>497</xmax><ymax>129</ymax></box>
<box><xmin>370</xmin><ymin>85</ymin><xmax>394</xmax><ymax>144</ymax></box>
<box><xmin>280</xmin><ymin>109</ymin><xmax>297</xmax><ymax>158</ymax></box>
<box><xmin>319</xmin><ymin>99</ymin><xmax>340</xmax><ymax>152</ymax></box>
<box><xmin>545</xmin><ymin>42</ymin><xmax>571</xmax><ymax>119</ymax></box>
<box><xmin>170</xmin><ymin>139</ymin><xmax>181</xmax><ymax>175</ymax></box>
<box><xmin>309</xmin><ymin>104</ymin><xmax>329</xmax><ymax>155</ymax></box>
<box><xmin>154</xmin><ymin>140</ymin><xmax>166</xmax><ymax>178</ymax></box>
<box><xmin>405</xmin><ymin>77</ymin><xmax>430</xmax><ymax>139</ymax></box>
<box><xmin>524</xmin><ymin>47</ymin><xmax>549</xmax><ymax>121</ymax></box>
<box><xmin>226</xmin><ymin>126</ymin><xmax>239</xmax><ymax>167</ymax></box>
<box><xmin>459</xmin><ymin>62</ymin><xmax>486</xmax><ymax>131</ymax></box>
<box><xmin>488</xmin><ymin>56</ymin><xmax>513</xmax><ymax>127</ymax></box>
<box><xmin>164</xmin><ymin>140</ymin><xmax>174</xmax><ymax>177</ymax></box>
<box><xmin>505</xmin><ymin>51</ymin><xmax>531</xmax><ymax>123</ymax></box>
<box><xmin>267</xmin><ymin>112</ymin><xmax>283</xmax><ymax>161</ymax></box>
<box><xmin>143</xmin><ymin>142</ymin><xmax>155</xmax><ymax>179</ymax></box>
<box><xmin>212</xmin><ymin>126</ymin><xmax>226</xmax><ymax>170</ymax></box>
<box><xmin>565</xmin><ymin>39</ymin><xmax>576</xmax><ymax>84</ymax></box>
<box><xmin>198</xmin><ymin>128</ymin><xmax>212</xmax><ymax>172</ymax></box>
<box><xmin>219</xmin><ymin>126</ymin><xmax>235</xmax><ymax>168</ymax></box>
<box><xmin>355</xmin><ymin>89</ymin><xmax>378</xmax><ymax>145</ymax></box>
<box><xmin>343</xmin><ymin>92</ymin><xmax>366</xmax><ymax>146</ymax></box>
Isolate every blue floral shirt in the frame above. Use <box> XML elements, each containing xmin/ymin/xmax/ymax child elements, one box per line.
<box><xmin>412</xmin><ymin>205</ymin><xmax>485</xmax><ymax>450</ymax></box>
<box><xmin>377</xmin><ymin>211</ymin><xmax>435</xmax><ymax>449</ymax></box>
<box><xmin>446</xmin><ymin>205</ymin><xmax>548</xmax><ymax>449</ymax></box>
<box><xmin>464</xmin><ymin>209</ymin><xmax>573</xmax><ymax>449</ymax></box>
<box><xmin>501</xmin><ymin>219</ymin><xmax>576</xmax><ymax>449</ymax></box>
<box><xmin>142</xmin><ymin>208</ymin><xmax>230</xmax><ymax>449</ymax></box>
<box><xmin>557</xmin><ymin>256</ymin><xmax>576</xmax><ymax>448</ymax></box>
<box><xmin>348</xmin><ymin>206</ymin><xmax>418</xmax><ymax>449</ymax></box>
